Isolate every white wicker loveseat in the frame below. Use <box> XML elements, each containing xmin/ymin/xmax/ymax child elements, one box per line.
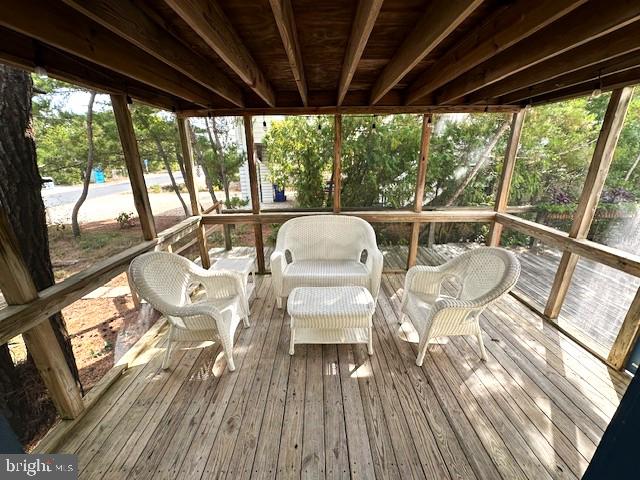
<box><xmin>129</xmin><ymin>251</ymin><xmax>250</xmax><ymax>372</ymax></box>
<box><xmin>271</xmin><ymin>215</ymin><xmax>383</xmax><ymax>308</ymax></box>
<box><xmin>401</xmin><ymin>247</ymin><xmax>520</xmax><ymax>366</ymax></box>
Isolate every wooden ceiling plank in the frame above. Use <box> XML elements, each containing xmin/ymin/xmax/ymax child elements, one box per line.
<box><xmin>0</xmin><ymin>0</ymin><xmax>222</xmax><ymax>108</ymax></box>
<box><xmin>337</xmin><ymin>0</ymin><xmax>383</xmax><ymax>106</ymax></box>
<box><xmin>500</xmin><ymin>53</ymin><xmax>640</xmax><ymax>104</ymax></box>
<box><xmin>269</xmin><ymin>0</ymin><xmax>308</xmax><ymax>106</ymax></box>
<box><xmin>435</xmin><ymin>0</ymin><xmax>640</xmax><ymax>104</ymax></box>
<box><xmin>164</xmin><ymin>0</ymin><xmax>276</xmax><ymax>107</ymax></box>
<box><xmin>468</xmin><ymin>21</ymin><xmax>640</xmax><ymax>104</ymax></box>
<box><xmin>369</xmin><ymin>0</ymin><xmax>483</xmax><ymax>105</ymax></box>
<box><xmin>405</xmin><ymin>0</ymin><xmax>587</xmax><ymax>105</ymax></box>
<box><xmin>528</xmin><ymin>66</ymin><xmax>640</xmax><ymax>106</ymax></box>
<box><xmin>61</xmin><ymin>0</ymin><xmax>244</xmax><ymax>107</ymax></box>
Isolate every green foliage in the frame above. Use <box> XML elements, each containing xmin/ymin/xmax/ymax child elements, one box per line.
<box><xmin>341</xmin><ymin>115</ymin><xmax>421</xmax><ymax>208</ymax></box>
<box><xmin>264</xmin><ymin>116</ymin><xmax>333</xmax><ymax>208</ymax></box>
<box><xmin>115</xmin><ymin>211</ymin><xmax>136</xmax><ymax>229</ymax></box>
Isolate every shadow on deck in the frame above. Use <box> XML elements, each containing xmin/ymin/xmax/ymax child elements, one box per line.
<box><xmin>53</xmin><ymin>245</ymin><xmax>630</xmax><ymax>479</ymax></box>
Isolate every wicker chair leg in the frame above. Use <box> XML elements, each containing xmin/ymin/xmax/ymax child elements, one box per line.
<box><xmin>162</xmin><ymin>328</ymin><xmax>174</xmax><ymax>370</ymax></box>
<box><xmin>416</xmin><ymin>337</ymin><xmax>429</xmax><ymax>367</ymax></box>
<box><xmin>368</xmin><ymin>327</ymin><xmax>373</xmax><ymax>355</ymax></box>
<box><xmin>477</xmin><ymin>331</ymin><xmax>487</xmax><ymax>362</ymax></box>
<box><xmin>226</xmin><ymin>351</ymin><xmax>236</xmax><ymax>372</ymax></box>
<box><xmin>242</xmin><ymin>316</ymin><xmax>250</xmax><ymax>328</ymax></box>
<box><xmin>277</xmin><ymin>297</ymin><xmax>283</xmax><ymax>309</ymax></box>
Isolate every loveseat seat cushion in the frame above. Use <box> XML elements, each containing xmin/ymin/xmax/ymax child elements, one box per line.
<box><xmin>282</xmin><ymin>260</ymin><xmax>369</xmax><ymax>293</ymax></box>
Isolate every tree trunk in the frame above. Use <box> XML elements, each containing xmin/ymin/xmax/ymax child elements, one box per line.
<box><xmin>0</xmin><ymin>65</ymin><xmax>81</xmax><ymax>443</ymax></box>
<box><xmin>71</xmin><ymin>91</ymin><xmax>96</xmax><ymax>237</ymax></box>
<box><xmin>444</xmin><ymin>121</ymin><xmax>509</xmax><ymax>207</ymax></box>
<box><xmin>624</xmin><ymin>151</ymin><xmax>640</xmax><ymax>182</ymax></box>
<box><xmin>191</xmin><ymin>118</ymin><xmax>218</xmax><ymax>204</ymax></box>
<box><xmin>153</xmin><ymin>136</ymin><xmax>189</xmax><ymax>217</ymax></box>
<box><xmin>205</xmin><ymin>117</ymin><xmax>231</xmax><ymax>205</ymax></box>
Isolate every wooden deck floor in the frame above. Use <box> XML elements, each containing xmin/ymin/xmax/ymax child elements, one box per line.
<box><xmin>56</xmin><ymin>248</ymin><xmax>631</xmax><ymax>479</ymax></box>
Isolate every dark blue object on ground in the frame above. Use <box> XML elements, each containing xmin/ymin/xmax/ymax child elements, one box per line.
<box><xmin>273</xmin><ymin>184</ymin><xmax>286</xmax><ymax>202</ymax></box>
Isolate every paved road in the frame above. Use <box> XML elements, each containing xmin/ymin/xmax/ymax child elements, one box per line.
<box><xmin>41</xmin><ymin>172</ymin><xmax>184</xmax><ymax>208</ymax></box>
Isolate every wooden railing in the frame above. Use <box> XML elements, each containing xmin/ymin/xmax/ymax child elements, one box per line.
<box><xmin>0</xmin><ymin>215</ymin><xmax>202</xmax><ymax>346</ymax></box>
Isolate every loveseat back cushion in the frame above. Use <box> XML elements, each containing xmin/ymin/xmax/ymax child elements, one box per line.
<box><xmin>277</xmin><ymin>215</ymin><xmax>376</xmax><ymax>262</ymax></box>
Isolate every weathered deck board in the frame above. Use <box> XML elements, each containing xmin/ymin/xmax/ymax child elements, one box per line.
<box><xmin>57</xmin><ymin>269</ymin><xmax>630</xmax><ymax>479</ymax></box>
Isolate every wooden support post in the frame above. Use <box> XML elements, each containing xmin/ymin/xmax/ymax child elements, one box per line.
<box><xmin>244</xmin><ymin>115</ymin><xmax>265</xmax><ymax>273</ymax></box>
<box><xmin>333</xmin><ymin>114</ymin><xmax>342</xmax><ymax>213</ymax></box>
<box><xmin>407</xmin><ymin>114</ymin><xmax>433</xmax><ymax>269</ymax></box>
<box><xmin>608</xmin><ymin>288</ymin><xmax>640</xmax><ymax>369</ymax></box>
<box><xmin>177</xmin><ymin>116</ymin><xmax>210</xmax><ymax>268</ymax></box>
<box><xmin>217</xmin><ymin>203</ymin><xmax>232</xmax><ymax>251</ymax></box>
<box><xmin>110</xmin><ymin>95</ymin><xmax>156</xmax><ymax>240</ymax></box>
<box><xmin>488</xmin><ymin>109</ymin><xmax>526</xmax><ymax>246</ymax></box>
<box><xmin>545</xmin><ymin>87</ymin><xmax>633</xmax><ymax>319</ymax></box>
<box><xmin>0</xmin><ymin>207</ymin><xmax>84</xmax><ymax>419</ymax></box>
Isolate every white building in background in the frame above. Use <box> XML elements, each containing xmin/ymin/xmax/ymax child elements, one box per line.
<box><xmin>237</xmin><ymin>117</ymin><xmax>281</xmax><ymax>205</ymax></box>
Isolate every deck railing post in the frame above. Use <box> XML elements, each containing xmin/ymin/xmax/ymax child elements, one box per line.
<box><xmin>244</xmin><ymin>115</ymin><xmax>266</xmax><ymax>273</ymax></box>
<box><xmin>0</xmin><ymin>207</ymin><xmax>84</xmax><ymax>419</ymax></box>
<box><xmin>608</xmin><ymin>288</ymin><xmax>640</xmax><ymax>370</ymax></box>
<box><xmin>488</xmin><ymin>109</ymin><xmax>526</xmax><ymax>247</ymax></box>
<box><xmin>177</xmin><ymin>116</ymin><xmax>210</xmax><ymax>268</ymax></box>
<box><xmin>333</xmin><ymin>114</ymin><xmax>342</xmax><ymax>213</ymax></box>
<box><xmin>110</xmin><ymin>95</ymin><xmax>157</xmax><ymax>240</ymax></box>
<box><xmin>408</xmin><ymin>114</ymin><xmax>433</xmax><ymax>269</ymax></box>
<box><xmin>544</xmin><ymin>87</ymin><xmax>633</xmax><ymax>320</ymax></box>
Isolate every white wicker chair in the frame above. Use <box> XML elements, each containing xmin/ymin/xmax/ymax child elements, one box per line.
<box><xmin>401</xmin><ymin>247</ymin><xmax>520</xmax><ymax>366</ymax></box>
<box><xmin>270</xmin><ymin>215</ymin><xmax>383</xmax><ymax>309</ymax></box>
<box><xmin>129</xmin><ymin>251</ymin><xmax>250</xmax><ymax>372</ymax></box>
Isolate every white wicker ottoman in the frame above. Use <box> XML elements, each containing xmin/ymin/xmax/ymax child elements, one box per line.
<box><xmin>287</xmin><ymin>286</ymin><xmax>375</xmax><ymax>355</ymax></box>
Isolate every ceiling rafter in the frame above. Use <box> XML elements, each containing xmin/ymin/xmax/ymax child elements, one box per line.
<box><xmin>500</xmin><ymin>52</ymin><xmax>640</xmax><ymax>104</ymax></box>
<box><xmin>434</xmin><ymin>0</ymin><xmax>640</xmax><ymax>104</ymax></box>
<box><xmin>467</xmin><ymin>21</ymin><xmax>640</xmax><ymax>104</ymax></box>
<box><xmin>369</xmin><ymin>0</ymin><xmax>483</xmax><ymax>105</ymax></box>
<box><xmin>269</xmin><ymin>0</ymin><xmax>308</xmax><ymax>106</ymax></box>
<box><xmin>405</xmin><ymin>0</ymin><xmax>587</xmax><ymax>105</ymax></box>
<box><xmin>0</xmin><ymin>0</ymin><xmax>222</xmax><ymax>108</ymax></box>
<box><xmin>337</xmin><ymin>0</ymin><xmax>383</xmax><ymax>106</ymax></box>
<box><xmin>164</xmin><ymin>0</ymin><xmax>276</xmax><ymax>107</ymax></box>
<box><xmin>61</xmin><ymin>0</ymin><xmax>244</xmax><ymax>107</ymax></box>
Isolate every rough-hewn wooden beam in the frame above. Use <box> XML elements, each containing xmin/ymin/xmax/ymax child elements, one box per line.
<box><xmin>177</xmin><ymin>117</ymin><xmax>210</xmax><ymax>268</ymax></box>
<box><xmin>0</xmin><ymin>28</ymin><xmax>189</xmax><ymax>111</ymax></box>
<box><xmin>468</xmin><ymin>22</ymin><xmax>640</xmax><ymax>104</ymax></box>
<box><xmin>0</xmin><ymin>0</ymin><xmax>225</xmax><ymax>108</ymax></box>
<box><xmin>435</xmin><ymin>0</ymin><xmax>640</xmax><ymax>104</ymax></box>
<box><xmin>338</xmin><ymin>0</ymin><xmax>383</xmax><ymax>106</ymax></box>
<box><xmin>608</xmin><ymin>288</ymin><xmax>640</xmax><ymax>369</ymax></box>
<box><xmin>369</xmin><ymin>0</ymin><xmax>482</xmax><ymax>105</ymax></box>
<box><xmin>178</xmin><ymin>104</ymin><xmax>521</xmax><ymax>118</ymax></box>
<box><xmin>0</xmin><ymin>207</ymin><xmax>84</xmax><ymax>419</ymax></box>
<box><xmin>405</xmin><ymin>0</ymin><xmax>586</xmax><ymax>105</ymax></box>
<box><xmin>408</xmin><ymin>114</ymin><xmax>433</xmax><ymax>268</ymax></box>
<box><xmin>545</xmin><ymin>87</ymin><xmax>633</xmax><ymax>318</ymax></box>
<box><xmin>333</xmin><ymin>114</ymin><xmax>343</xmax><ymax>213</ymax></box>
<box><xmin>61</xmin><ymin>0</ymin><xmax>244</xmax><ymax>107</ymax></box>
<box><xmin>500</xmin><ymin>52</ymin><xmax>640</xmax><ymax>105</ymax></box>
<box><xmin>165</xmin><ymin>0</ymin><xmax>276</xmax><ymax>107</ymax></box>
<box><xmin>243</xmin><ymin>115</ymin><xmax>266</xmax><ymax>273</ymax></box>
<box><xmin>488</xmin><ymin>110</ymin><xmax>526</xmax><ymax>246</ymax></box>
<box><xmin>528</xmin><ymin>66</ymin><xmax>640</xmax><ymax>106</ymax></box>
<box><xmin>269</xmin><ymin>0</ymin><xmax>307</xmax><ymax>106</ymax></box>
<box><xmin>111</xmin><ymin>95</ymin><xmax>157</xmax><ymax>240</ymax></box>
